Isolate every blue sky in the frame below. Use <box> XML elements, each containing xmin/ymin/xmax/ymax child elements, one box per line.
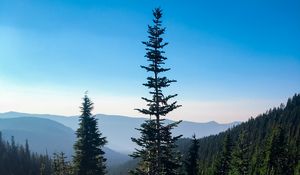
<box><xmin>0</xmin><ymin>0</ymin><xmax>299</xmax><ymax>123</ymax></box>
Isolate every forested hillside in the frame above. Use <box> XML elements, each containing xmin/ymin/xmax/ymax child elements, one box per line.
<box><xmin>0</xmin><ymin>132</ymin><xmax>52</xmax><ymax>175</ymax></box>
<box><xmin>179</xmin><ymin>94</ymin><xmax>300</xmax><ymax>175</ymax></box>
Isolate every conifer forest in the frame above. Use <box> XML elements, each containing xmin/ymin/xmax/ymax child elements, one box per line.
<box><xmin>0</xmin><ymin>2</ymin><xmax>299</xmax><ymax>175</ymax></box>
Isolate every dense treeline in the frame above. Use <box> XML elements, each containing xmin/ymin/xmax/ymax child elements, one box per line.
<box><xmin>180</xmin><ymin>93</ymin><xmax>300</xmax><ymax>175</ymax></box>
<box><xmin>0</xmin><ymin>133</ymin><xmax>52</xmax><ymax>175</ymax></box>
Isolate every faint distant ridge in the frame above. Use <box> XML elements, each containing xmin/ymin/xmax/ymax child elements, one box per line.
<box><xmin>0</xmin><ymin>117</ymin><xmax>75</xmax><ymax>155</ymax></box>
<box><xmin>0</xmin><ymin>116</ymin><xmax>131</xmax><ymax>167</ymax></box>
<box><xmin>0</xmin><ymin>111</ymin><xmax>240</xmax><ymax>153</ymax></box>
<box><xmin>0</xmin><ymin>111</ymin><xmax>240</xmax><ymax>126</ymax></box>
<box><xmin>0</xmin><ymin>111</ymin><xmax>68</xmax><ymax>119</ymax></box>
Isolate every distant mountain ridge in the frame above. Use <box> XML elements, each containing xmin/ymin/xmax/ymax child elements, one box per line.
<box><xmin>0</xmin><ymin>117</ymin><xmax>131</xmax><ymax>167</ymax></box>
<box><xmin>0</xmin><ymin>117</ymin><xmax>74</xmax><ymax>155</ymax></box>
<box><xmin>0</xmin><ymin>111</ymin><xmax>239</xmax><ymax>153</ymax></box>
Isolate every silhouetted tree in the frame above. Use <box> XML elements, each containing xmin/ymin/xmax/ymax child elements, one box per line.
<box><xmin>73</xmin><ymin>94</ymin><xmax>107</xmax><ymax>175</ymax></box>
<box><xmin>131</xmin><ymin>7</ymin><xmax>182</xmax><ymax>175</ymax></box>
<box><xmin>185</xmin><ymin>134</ymin><xmax>200</xmax><ymax>175</ymax></box>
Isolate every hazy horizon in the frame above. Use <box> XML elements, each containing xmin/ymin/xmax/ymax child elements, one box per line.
<box><xmin>0</xmin><ymin>110</ymin><xmax>243</xmax><ymax>124</ymax></box>
<box><xmin>0</xmin><ymin>0</ymin><xmax>299</xmax><ymax>123</ymax></box>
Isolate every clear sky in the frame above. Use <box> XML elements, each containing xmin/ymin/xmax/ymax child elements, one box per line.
<box><xmin>0</xmin><ymin>0</ymin><xmax>299</xmax><ymax>123</ymax></box>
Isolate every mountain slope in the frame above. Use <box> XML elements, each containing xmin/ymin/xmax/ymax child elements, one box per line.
<box><xmin>0</xmin><ymin>117</ymin><xmax>130</xmax><ymax>167</ymax></box>
<box><xmin>0</xmin><ymin>112</ymin><xmax>239</xmax><ymax>153</ymax></box>
<box><xmin>112</xmin><ymin>94</ymin><xmax>300</xmax><ymax>174</ymax></box>
<box><xmin>0</xmin><ymin>117</ymin><xmax>75</xmax><ymax>156</ymax></box>
<box><xmin>179</xmin><ymin>94</ymin><xmax>300</xmax><ymax>175</ymax></box>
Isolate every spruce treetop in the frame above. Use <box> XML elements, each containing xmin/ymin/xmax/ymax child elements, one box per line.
<box><xmin>137</xmin><ymin>7</ymin><xmax>181</xmax><ymax>118</ymax></box>
<box><xmin>131</xmin><ymin>8</ymin><xmax>182</xmax><ymax>175</ymax></box>
<box><xmin>73</xmin><ymin>93</ymin><xmax>107</xmax><ymax>175</ymax></box>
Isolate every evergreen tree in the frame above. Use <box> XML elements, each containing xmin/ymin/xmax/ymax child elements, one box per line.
<box><xmin>40</xmin><ymin>162</ymin><xmax>46</xmax><ymax>175</ymax></box>
<box><xmin>131</xmin><ymin>119</ymin><xmax>157</xmax><ymax>175</ymax></box>
<box><xmin>214</xmin><ymin>133</ymin><xmax>233</xmax><ymax>175</ymax></box>
<box><xmin>131</xmin><ymin>7</ymin><xmax>182</xmax><ymax>175</ymax></box>
<box><xmin>0</xmin><ymin>132</ymin><xmax>52</xmax><ymax>175</ymax></box>
<box><xmin>230</xmin><ymin>129</ymin><xmax>250</xmax><ymax>175</ymax></box>
<box><xmin>185</xmin><ymin>134</ymin><xmax>200</xmax><ymax>175</ymax></box>
<box><xmin>73</xmin><ymin>94</ymin><xmax>107</xmax><ymax>175</ymax></box>
<box><xmin>160</xmin><ymin>121</ymin><xmax>183</xmax><ymax>174</ymax></box>
<box><xmin>11</xmin><ymin>136</ymin><xmax>16</xmax><ymax>151</ymax></box>
<box><xmin>267</xmin><ymin>126</ymin><xmax>291</xmax><ymax>175</ymax></box>
<box><xmin>53</xmin><ymin>152</ymin><xmax>72</xmax><ymax>175</ymax></box>
<box><xmin>180</xmin><ymin>94</ymin><xmax>300</xmax><ymax>175</ymax></box>
<box><xmin>25</xmin><ymin>139</ymin><xmax>30</xmax><ymax>157</ymax></box>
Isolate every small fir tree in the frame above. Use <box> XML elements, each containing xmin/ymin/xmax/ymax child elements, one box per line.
<box><xmin>230</xmin><ymin>129</ymin><xmax>250</xmax><ymax>175</ymax></box>
<box><xmin>214</xmin><ymin>133</ymin><xmax>233</xmax><ymax>175</ymax></box>
<box><xmin>185</xmin><ymin>134</ymin><xmax>200</xmax><ymax>175</ymax></box>
<box><xmin>53</xmin><ymin>152</ymin><xmax>72</xmax><ymax>175</ymax></box>
<box><xmin>73</xmin><ymin>94</ymin><xmax>107</xmax><ymax>175</ymax></box>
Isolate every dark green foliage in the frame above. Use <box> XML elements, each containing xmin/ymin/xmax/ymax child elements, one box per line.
<box><xmin>185</xmin><ymin>134</ymin><xmax>200</xmax><ymax>175</ymax></box>
<box><xmin>180</xmin><ymin>93</ymin><xmax>300</xmax><ymax>175</ymax></box>
<box><xmin>131</xmin><ymin>7</ymin><xmax>182</xmax><ymax>175</ymax></box>
<box><xmin>73</xmin><ymin>94</ymin><xmax>107</xmax><ymax>175</ymax></box>
<box><xmin>160</xmin><ymin>121</ymin><xmax>183</xmax><ymax>174</ymax></box>
<box><xmin>53</xmin><ymin>152</ymin><xmax>72</xmax><ymax>175</ymax></box>
<box><xmin>229</xmin><ymin>129</ymin><xmax>250</xmax><ymax>175</ymax></box>
<box><xmin>131</xmin><ymin>120</ymin><xmax>157</xmax><ymax>175</ymax></box>
<box><xmin>267</xmin><ymin>126</ymin><xmax>292</xmax><ymax>175</ymax></box>
<box><xmin>214</xmin><ymin>134</ymin><xmax>233</xmax><ymax>175</ymax></box>
<box><xmin>0</xmin><ymin>132</ymin><xmax>52</xmax><ymax>175</ymax></box>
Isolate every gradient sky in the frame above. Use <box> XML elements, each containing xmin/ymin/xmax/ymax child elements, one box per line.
<box><xmin>0</xmin><ymin>0</ymin><xmax>299</xmax><ymax>123</ymax></box>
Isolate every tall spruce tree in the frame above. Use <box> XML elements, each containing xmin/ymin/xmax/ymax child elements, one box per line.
<box><xmin>214</xmin><ymin>133</ymin><xmax>233</xmax><ymax>175</ymax></box>
<box><xmin>131</xmin><ymin>8</ymin><xmax>182</xmax><ymax>175</ymax></box>
<box><xmin>185</xmin><ymin>134</ymin><xmax>200</xmax><ymax>175</ymax></box>
<box><xmin>73</xmin><ymin>94</ymin><xmax>107</xmax><ymax>175</ymax></box>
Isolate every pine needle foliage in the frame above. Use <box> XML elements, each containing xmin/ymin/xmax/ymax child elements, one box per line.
<box><xmin>185</xmin><ymin>134</ymin><xmax>200</xmax><ymax>175</ymax></box>
<box><xmin>131</xmin><ymin>8</ymin><xmax>182</xmax><ymax>175</ymax></box>
<box><xmin>73</xmin><ymin>94</ymin><xmax>107</xmax><ymax>175</ymax></box>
